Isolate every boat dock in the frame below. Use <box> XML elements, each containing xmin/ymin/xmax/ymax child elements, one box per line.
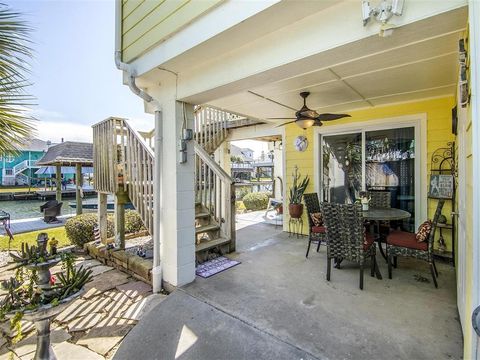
<box><xmin>0</xmin><ymin>214</ymin><xmax>75</xmax><ymax>236</ymax></box>
<box><xmin>36</xmin><ymin>189</ymin><xmax>97</xmax><ymax>200</ymax></box>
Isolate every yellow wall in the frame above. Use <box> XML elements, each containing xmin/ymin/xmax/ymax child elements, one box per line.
<box><xmin>121</xmin><ymin>0</ymin><xmax>223</xmax><ymax>63</ymax></box>
<box><xmin>284</xmin><ymin>96</ymin><xmax>456</xmax><ymax>251</ymax></box>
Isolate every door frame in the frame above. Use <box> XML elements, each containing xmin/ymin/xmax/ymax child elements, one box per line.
<box><xmin>313</xmin><ymin>113</ymin><xmax>427</xmax><ymax>228</ymax></box>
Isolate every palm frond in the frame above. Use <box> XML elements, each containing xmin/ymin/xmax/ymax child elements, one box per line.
<box><xmin>0</xmin><ymin>4</ymin><xmax>35</xmax><ymax>156</ymax></box>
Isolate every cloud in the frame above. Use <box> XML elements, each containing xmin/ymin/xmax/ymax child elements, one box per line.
<box><xmin>28</xmin><ymin>108</ymin><xmax>67</xmax><ymax>122</ymax></box>
<box><xmin>34</xmin><ymin>120</ymin><xmax>93</xmax><ymax>143</ymax></box>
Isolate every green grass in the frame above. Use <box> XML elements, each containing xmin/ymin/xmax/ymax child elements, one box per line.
<box><xmin>0</xmin><ymin>187</ymin><xmax>31</xmax><ymax>193</ymax></box>
<box><xmin>0</xmin><ymin>227</ymin><xmax>70</xmax><ymax>251</ymax></box>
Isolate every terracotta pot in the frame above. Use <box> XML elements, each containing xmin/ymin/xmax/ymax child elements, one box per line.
<box><xmin>289</xmin><ymin>204</ymin><xmax>303</xmax><ymax>218</ymax></box>
<box><xmin>276</xmin><ymin>205</ymin><xmax>283</xmax><ymax>215</ymax></box>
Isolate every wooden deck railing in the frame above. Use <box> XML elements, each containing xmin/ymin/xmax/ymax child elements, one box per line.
<box><xmin>93</xmin><ymin>117</ymin><xmax>154</xmax><ymax>235</ymax></box>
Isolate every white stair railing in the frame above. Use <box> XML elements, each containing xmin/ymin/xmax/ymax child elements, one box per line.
<box><xmin>194</xmin><ymin>142</ymin><xmax>235</xmax><ymax>251</ymax></box>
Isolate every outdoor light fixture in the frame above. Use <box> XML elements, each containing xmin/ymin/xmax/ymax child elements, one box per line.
<box><xmin>362</xmin><ymin>0</ymin><xmax>404</xmax><ymax>35</ymax></box>
<box><xmin>295</xmin><ymin>116</ymin><xmax>316</xmax><ymax>130</ymax></box>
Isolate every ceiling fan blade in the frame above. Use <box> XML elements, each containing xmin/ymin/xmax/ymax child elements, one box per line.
<box><xmin>274</xmin><ymin>120</ymin><xmax>297</xmax><ymax>127</ymax></box>
<box><xmin>317</xmin><ymin>113</ymin><xmax>351</xmax><ymax>121</ymax></box>
<box><xmin>298</xmin><ymin>109</ymin><xmax>319</xmax><ymax>119</ymax></box>
<box><xmin>266</xmin><ymin>117</ymin><xmax>297</xmax><ymax>120</ymax></box>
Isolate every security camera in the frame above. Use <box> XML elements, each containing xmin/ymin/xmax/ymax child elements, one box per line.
<box><xmin>362</xmin><ymin>1</ymin><xmax>371</xmax><ymax>26</ymax></box>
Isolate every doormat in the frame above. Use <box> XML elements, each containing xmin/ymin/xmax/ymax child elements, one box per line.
<box><xmin>196</xmin><ymin>256</ymin><xmax>240</xmax><ymax>278</ymax></box>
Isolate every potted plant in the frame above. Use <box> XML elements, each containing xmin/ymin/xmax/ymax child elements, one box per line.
<box><xmin>288</xmin><ymin>166</ymin><xmax>310</xmax><ymax>219</ymax></box>
<box><xmin>0</xmin><ymin>233</ymin><xmax>92</xmax><ymax>360</ymax></box>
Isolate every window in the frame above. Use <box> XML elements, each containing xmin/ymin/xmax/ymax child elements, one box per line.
<box><xmin>321</xmin><ymin>125</ymin><xmax>417</xmax><ymax>232</ymax></box>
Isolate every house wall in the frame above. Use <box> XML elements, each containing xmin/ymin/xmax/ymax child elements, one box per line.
<box><xmin>0</xmin><ymin>150</ymin><xmax>45</xmax><ymax>185</ymax></box>
<box><xmin>121</xmin><ymin>0</ymin><xmax>223</xmax><ymax>62</ymax></box>
<box><xmin>461</xmin><ymin>3</ymin><xmax>480</xmax><ymax>355</ymax></box>
<box><xmin>284</xmin><ymin>96</ymin><xmax>456</xmax><ymax>251</ymax></box>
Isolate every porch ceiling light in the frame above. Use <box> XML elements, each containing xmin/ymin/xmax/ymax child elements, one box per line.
<box><xmin>295</xmin><ymin>116</ymin><xmax>316</xmax><ymax>130</ymax></box>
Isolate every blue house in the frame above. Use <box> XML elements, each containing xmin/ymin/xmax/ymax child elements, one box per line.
<box><xmin>0</xmin><ymin>139</ymin><xmax>51</xmax><ymax>186</ymax></box>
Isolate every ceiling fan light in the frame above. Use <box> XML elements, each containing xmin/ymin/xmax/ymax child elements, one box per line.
<box><xmin>296</xmin><ymin>117</ymin><xmax>315</xmax><ymax>129</ymax></box>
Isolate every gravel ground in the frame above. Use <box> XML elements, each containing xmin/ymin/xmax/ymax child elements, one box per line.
<box><xmin>0</xmin><ymin>251</ymin><xmax>10</xmax><ymax>267</ymax></box>
<box><xmin>124</xmin><ymin>236</ymin><xmax>153</xmax><ymax>259</ymax></box>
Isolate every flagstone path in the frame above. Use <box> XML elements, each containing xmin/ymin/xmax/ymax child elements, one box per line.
<box><xmin>0</xmin><ymin>253</ymin><xmax>167</xmax><ymax>359</ymax></box>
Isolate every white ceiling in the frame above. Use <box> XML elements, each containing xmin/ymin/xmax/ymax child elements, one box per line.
<box><xmin>206</xmin><ymin>9</ymin><xmax>466</xmax><ymax>123</ymax></box>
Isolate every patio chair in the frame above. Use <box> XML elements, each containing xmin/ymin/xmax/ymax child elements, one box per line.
<box><xmin>41</xmin><ymin>200</ymin><xmax>63</xmax><ymax>223</ymax></box>
<box><xmin>386</xmin><ymin>200</ymin><xmax>445</xmax><ymax>288</ymax></box>
<box><xmin>368</xmin><ymin>190</ymin><xmax>391</xmax><ymax>256</ymax></box>
<box><xmin>303</xmin><ymin>193</ymin><xmax>326</xmax><ymax>258</ymax></box>
<box><xmin>321</xmin><ymin>202</ymin><xmax>379</xmax><ymax>290</ymax></box>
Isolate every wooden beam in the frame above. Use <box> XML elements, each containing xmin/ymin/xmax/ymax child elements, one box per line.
<box><xmin>75</xmin><ymin>163</ymin><xmax>83</xmax><ymax>215</ymax></box>
<box><xmin>55</xmin><ymin>164</ymin><xmax>62</xmax><ymax>202</ymax></box>
<box><xmin>98</xmin><ymin>192</ymin><xmax>108</xmax><ymax>244</ymax></box>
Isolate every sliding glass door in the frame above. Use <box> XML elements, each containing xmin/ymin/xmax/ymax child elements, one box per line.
<box><xmin>322</xmin><ymin>126</ymin><xmax>416</xmax><ymax>231</ymax></box>
<box><xmin>322</xmin><ymin>133</ymin><xmax>362</xmax><ymax>204</ymax></box>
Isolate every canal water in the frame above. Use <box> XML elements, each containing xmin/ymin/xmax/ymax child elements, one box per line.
<box><xmin>0</xmin><ymin>197</ymin><xmax>97</xmax><ymax>220</ymax></box>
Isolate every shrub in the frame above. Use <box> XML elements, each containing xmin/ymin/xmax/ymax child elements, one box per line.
<box><xmin>235</xmin><ymin>201</ymin><xmax>246</xmax><ymax>214</ymax></box>
<box><xmin>125</xmin><ymin>210</ymin><xmax>145</xmax><ymax>234</ymax></box>
<box><xmin>242</xmin><ymin>192</ymin><xmax>270</xmax><ymax>211</ymax></box>
<box><xmin>65</xmin><ymin>213</ymin><xmax>114</xmax><ymax>247</ymax></box>
<box><xmin>236</xmin><ymin>186</ymin><xmax>251</xmax><ymax>200</ymax></box>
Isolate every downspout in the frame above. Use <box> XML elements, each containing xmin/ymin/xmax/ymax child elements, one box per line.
<box><xmin>115</xmin><ymin>0</ymin><xmax>163</xmax><ymax>293</ymax></box>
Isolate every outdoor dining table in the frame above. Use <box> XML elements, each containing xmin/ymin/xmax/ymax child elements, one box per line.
<box><xmin>362</xmin><ymin>207</ymin><xmax>411</xmax><ymax>262</ymax></box>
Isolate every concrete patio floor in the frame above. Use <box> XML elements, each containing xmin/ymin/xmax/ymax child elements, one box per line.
<box><xmin>116</xmin><ymin>219</ymin><xmax>463</xmax><ymax>360</ymax></box>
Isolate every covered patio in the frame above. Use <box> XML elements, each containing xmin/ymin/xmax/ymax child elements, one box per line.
<box><xmin>116</xmin><ymin>220</ymin><xmax>462</xmax><ymax>359</ymax></box>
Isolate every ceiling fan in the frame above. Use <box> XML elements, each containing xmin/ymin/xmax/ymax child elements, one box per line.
<box><xmin>269</xmin><ymin>92</ymin><xmax>351</xmax><ymax>129</ymax></box>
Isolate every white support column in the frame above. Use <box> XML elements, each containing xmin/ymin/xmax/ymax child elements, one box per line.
<box><xmin>159</xmin><ymin>99</ymin><xmax>196</xmax><ymax>287</ymax></box>
<box><xmin>468</xmin><ymin>1</ymin><xmax>480</xmax><ymax>358</ymax></box>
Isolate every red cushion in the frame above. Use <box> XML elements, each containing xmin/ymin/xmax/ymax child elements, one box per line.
<box><xmin>387</xmin><ymin>230</ymin><xmax>428</xmax><ymax>251</ymax></box>
<box><xmin>312</xmin><ymin>226</ymin><xmax>326</xmax><ymax>234</ymax></box>
<box><xmin>363</xmin><ymin>233</ymin><xmax>375</xmax><ymax>251</ymax></box>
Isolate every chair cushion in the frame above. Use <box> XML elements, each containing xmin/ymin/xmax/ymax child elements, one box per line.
<box><xmin>312</xmin><ymin>226</ymin><xmax>326</xmax><ymax>234</ymax></box>
<box><xmin>310</xmin><ymin>212</ymin><xmax>323</xmax><ymax>227</ymax></box>
<box><xmin>387</xmin><ymin>230</ymin><xmax>428</xmax><ymax>251</ymax></box>
<box><xmin>363</xmin><ymin>233</ymin><xmax>375</xmax><ymax>251</ymax></box>
<box><xmin>415</xmin><ymin>220</ymin><xmax>432</xmax><ymax>242</ymax></box>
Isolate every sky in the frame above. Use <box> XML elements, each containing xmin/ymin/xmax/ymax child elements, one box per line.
<box><xmin>6</xmin><ymin>0</ymin><xmax>153</xmax><ymax>144</ymax></box>
<box><xmin>6</xmin><ymin>0</ymin><xmax>269</xmax><ymax>156</ymax></box>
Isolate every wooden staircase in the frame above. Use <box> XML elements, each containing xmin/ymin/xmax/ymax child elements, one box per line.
<box><xmin>92</xmin><ymin>107</ymin><xmax>237</xmax><ymax>261</ymax></box>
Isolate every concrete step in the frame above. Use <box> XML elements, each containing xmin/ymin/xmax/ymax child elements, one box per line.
<box><xmin>195</xmin><ymin>223</ymin><xmax>220</xmax><ymax>235</ymax></box>
<box><xmin>196</xmin><ymin>237</ymin><xmax>230</xmax><ymax>252</ymax></box>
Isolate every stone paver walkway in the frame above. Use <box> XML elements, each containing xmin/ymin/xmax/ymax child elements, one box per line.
<box><xmin>0</xmin><ymin>253</ymin><xmax>167</xmax><ymax>360</ymax></box>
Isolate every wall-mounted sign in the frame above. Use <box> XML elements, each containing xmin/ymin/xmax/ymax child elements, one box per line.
<box><xmin>429</xmin><ymin>174</ymin><xmax>453</xmax><ymax>199</ymax></box>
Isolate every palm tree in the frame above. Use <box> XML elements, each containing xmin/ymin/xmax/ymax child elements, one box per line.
<box><xmin>0</xmin><ymin>4</ymin><xmax>34</xmax><ymax>156</ymax></box>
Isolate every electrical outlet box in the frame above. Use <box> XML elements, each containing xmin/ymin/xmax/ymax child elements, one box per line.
<box><xmin>183</xmin><ymin>128</ymin><xmax>194</xmax><ymax>141</ymax></box>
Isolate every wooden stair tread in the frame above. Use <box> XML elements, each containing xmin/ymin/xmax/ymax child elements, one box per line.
<box><xmin>196</xmin><ymin>237</ymin><xmax>230</xmax><ymax>252</ymax></box>
<box><xmin>195</xmin><ymin>211</ymin><xmax>210</xmax><ymax>219</ymax></box>
<box><xmin>195</xmin><ymin>223</ymin><xmax>220</xmax><ymax>234</ymax></box>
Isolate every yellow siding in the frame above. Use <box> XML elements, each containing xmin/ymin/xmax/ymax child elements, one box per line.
<box><xmin>121</xmin><ymin>0</ymin><xmax>223</xmax><ymax>63</ymax></box>
<box><xmin>284</xmin><ymin>96</ymin><xmax>456</xmax><ymax>253</ymax></box>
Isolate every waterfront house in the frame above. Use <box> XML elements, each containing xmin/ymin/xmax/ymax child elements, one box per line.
<box><xmin>0</xmin><ymin>138</ymin><xmax>50</xmax><ymax>186</ymax></box>
<box><xmin>93</xmin><ymin>1</ymin><xmax>480</xmax><ymax>357</ymax></box>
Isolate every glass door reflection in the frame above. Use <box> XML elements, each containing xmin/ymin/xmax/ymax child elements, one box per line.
<box><xmin>322</xmin><ymin>133</ymin><xmax>362</xmax><ymax>204</ymax></box>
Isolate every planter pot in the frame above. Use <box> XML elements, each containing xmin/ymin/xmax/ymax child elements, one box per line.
<box><xmin>276</xmin><ymin>205</ymin><xmax>283</xmax><ymax>215</ymax></box>
<box><xmin>289</xmin><ymin>204</ymin><xmax>303</xmax><ymax>219</ymax></box>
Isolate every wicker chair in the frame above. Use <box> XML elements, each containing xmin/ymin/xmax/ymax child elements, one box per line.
<box><xmin>387</xmin><ymin>200</ymin><xmax>445</xmax><ymax>288</ymax></box>
<box><xmin>303</xmin><ymin>193</ymin><xmax>326</xmax><ymax>258</ymax></box>
<box><xmin>321</xmin><ymin>202</ymin><xmax>379</xmax><ymax>290</ymax></box>
<box><xmin>368</xmin><ymin>191</ymin><xmax>391</xmax><ymax>258</ymax></box>
<box><xmin>369</xmin><ymin>191</ymin><xmax>391</xmax><ymax>208</ymax></box>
